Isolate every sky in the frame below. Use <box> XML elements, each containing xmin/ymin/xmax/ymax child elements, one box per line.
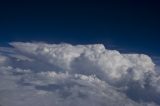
<box><xmin>1</xmin><ymin>1</ymin><xmax>160</xmax><ymax>106</ymax></box>
<box><xmin>0</xmin><ymin>0</ymin><xmax>160</xmax><ymax>56</ymax></box>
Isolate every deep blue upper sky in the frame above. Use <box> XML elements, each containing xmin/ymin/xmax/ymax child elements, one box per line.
<box><xmin>0</xmin><ymin>0</ymin><xmax>160</xmax><ymax>56</ymax></box>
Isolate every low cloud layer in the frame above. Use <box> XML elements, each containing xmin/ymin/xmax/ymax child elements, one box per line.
<box><xmin>0</xmin><ymin>42</ymin><xmax>160</xmax><ymax>106</ymax></box>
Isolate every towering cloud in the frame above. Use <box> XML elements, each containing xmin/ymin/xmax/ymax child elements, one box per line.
<box><xmin>0</xmin><ymin>42</ymin><xmax>160</xmax><ymax>106</ymax></box>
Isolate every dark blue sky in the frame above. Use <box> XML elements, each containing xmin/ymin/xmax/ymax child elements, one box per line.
<box><xmin>0</xmin><ymin>0</ymin><xmax>160</xmax><ymax>56</ymax></box>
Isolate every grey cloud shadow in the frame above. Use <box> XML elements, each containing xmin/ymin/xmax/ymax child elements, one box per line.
<box><xmin>125</xmin><ymin>82</ymin><xmax>160</xmax><ymax>105</ymax></box>
<box><xmin>35</xmin><ymin>84</ymin><xmax>88</xmax><ymax>99</ymax></box>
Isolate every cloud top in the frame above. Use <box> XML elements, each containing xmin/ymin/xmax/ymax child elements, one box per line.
<box><xmin>0</xmin><ymin>42</ymin><xmax>160</xmax><ymax>106</ymax></box>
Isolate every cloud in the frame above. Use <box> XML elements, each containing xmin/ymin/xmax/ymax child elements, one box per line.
<box><xmin>0</xmin><ymin>42</ymin><xmax>160</xmax><ymax>106</ymax></box>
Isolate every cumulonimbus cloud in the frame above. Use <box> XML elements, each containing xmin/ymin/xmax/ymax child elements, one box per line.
<box><xmin>0</xmin><ymin>42</ymin><xmax>160</xmax><ymax>106</ymax></box>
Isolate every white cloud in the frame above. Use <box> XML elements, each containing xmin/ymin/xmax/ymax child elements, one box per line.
<box><xmin>0</xmin><ymin>42</ymin><xmax>160</xmax><ymax>106</ymax></box>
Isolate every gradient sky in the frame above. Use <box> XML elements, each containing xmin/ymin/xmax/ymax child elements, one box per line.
<box><xmin>0</xmin><ymin>0</ymin><xmax>160</xmax><ymax>56</ymax></box>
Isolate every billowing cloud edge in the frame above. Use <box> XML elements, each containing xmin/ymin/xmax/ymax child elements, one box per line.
<box><xmin>0</xmin><ymin>42</ymin><xmax>160</xmax><ymax>106</ymax></box>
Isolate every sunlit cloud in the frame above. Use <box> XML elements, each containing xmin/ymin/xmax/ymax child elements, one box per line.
<box><xmin>0</xmin><ymin>42</ymin><xmax>160</xmax><ymax>106</ymax></box>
